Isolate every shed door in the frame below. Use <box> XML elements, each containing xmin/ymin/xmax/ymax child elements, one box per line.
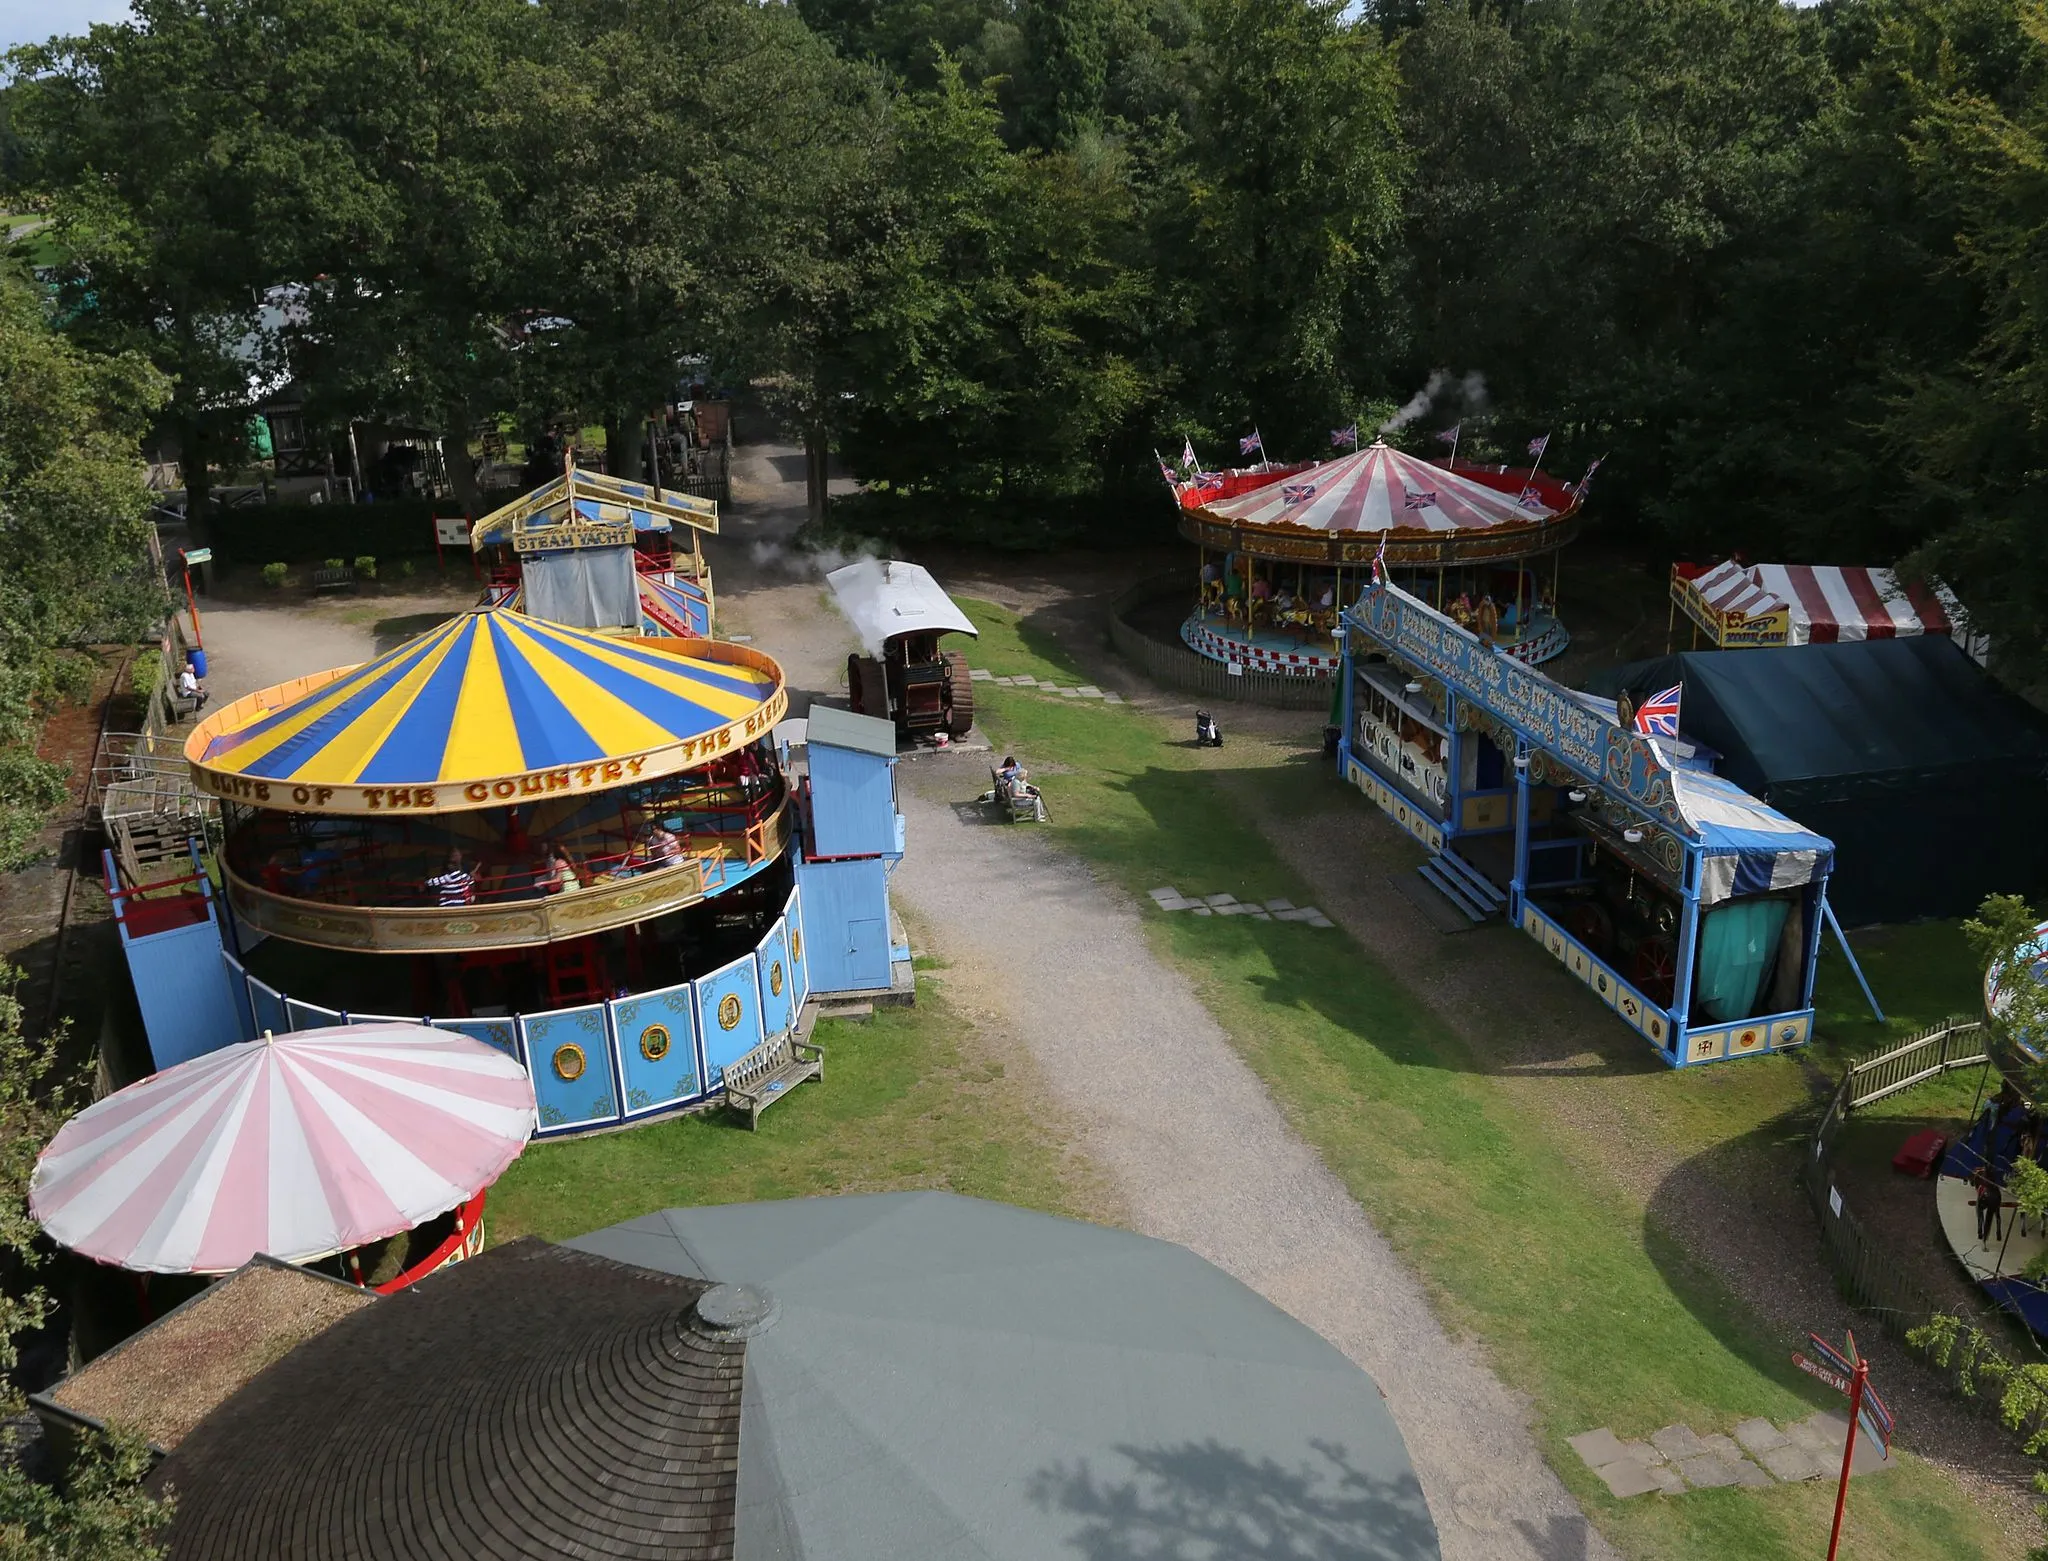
<box><xmin>846</xmin><ymin>917</ymin><xmax>885</xmax><ymax>990</ymax></box>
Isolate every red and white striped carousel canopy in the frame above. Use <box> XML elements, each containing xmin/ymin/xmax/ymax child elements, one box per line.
<box><xmin>1192</xmin><ymin>441</ymin><xmax>1566</xmax><ymax>536</ymax></box>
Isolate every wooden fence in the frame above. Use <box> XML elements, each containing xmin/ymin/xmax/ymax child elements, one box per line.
<box><xmin>1107</xmin><ymin>574</ymin><xmax>1335</xmax><ymax>712</ymax></box>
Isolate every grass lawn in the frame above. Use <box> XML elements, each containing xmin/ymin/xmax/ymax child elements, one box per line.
<box><xmin>956</xmin><ymin>596</ymin><xmax>2018</xmax><ymax>1561</ymax></box>
<box><xmin>489</xmin><ymin>969</ymin><xmax>1108</xmax><ymax>1244</ymax></box>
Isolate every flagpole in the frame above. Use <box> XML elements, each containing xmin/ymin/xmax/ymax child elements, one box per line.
<box><xmin>1450</xmin><ymin>424</ymin><xmax>1461</xmax><ymax>468</ymax></box>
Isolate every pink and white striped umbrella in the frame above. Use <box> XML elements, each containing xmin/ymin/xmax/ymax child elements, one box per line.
<box><xmin>30</xmin><ymin>1023</ymin><xmax>537</xmax><ymax>1275</ymax></box>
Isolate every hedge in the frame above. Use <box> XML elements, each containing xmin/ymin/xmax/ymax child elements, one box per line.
<box><xmin>203</xmin><ymin>499</ymin><xmax>466</xmax><ymax>566</ymax></box>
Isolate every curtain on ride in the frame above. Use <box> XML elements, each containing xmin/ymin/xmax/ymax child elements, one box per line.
<box><xmin>523</xmin><ymin>548</ymin><xmax>638</xmax><ymax>630</ymax></box>
<box><xmin>1694</xmin><ymin>898</ymin><xmax>1792</xmax><ymax>1022</ymax></box>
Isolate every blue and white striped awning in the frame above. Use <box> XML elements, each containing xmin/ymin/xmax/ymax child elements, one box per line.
<box><xmin>1671</xmin><ymin>766</ymin><xmax>1834</xmax><ymax>904</ymax></box>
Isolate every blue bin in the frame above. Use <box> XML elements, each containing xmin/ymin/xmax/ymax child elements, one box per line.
<box><xmin>187</xmin><ymin>648</ymin><xmax>208</xmax><ymax>679</ymax></box>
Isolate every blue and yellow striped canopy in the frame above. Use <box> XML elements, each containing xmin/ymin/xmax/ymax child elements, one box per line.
<box><xmin>185</xmin><ymin>610</ymin><xmax>785</xmax><ymax>815</ymax></box>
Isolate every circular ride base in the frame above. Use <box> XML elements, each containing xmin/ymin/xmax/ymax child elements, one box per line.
<box><xmin>1181</xmin><ymin>614</ymin><xmax>1339</xmax><ymax>679</ymax></box>
<box><xmin>1181</xmin><ymin>608</ymin><xmax>1571</xmax><ymax>677</ymax></box>
<box><xmin>1938</xmin><ymin>1115</ymin><xmax>2048</xmax><ymax>1335</ymax></box>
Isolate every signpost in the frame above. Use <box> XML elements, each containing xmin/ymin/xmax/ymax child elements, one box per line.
<box><xmin>178</xmin><ymin>548</ymin><xmax>206</xmax><ymax>651</ymax></box>
<box><xmin>1794</xmin><ymin>1330</ymin><xmax>1892</xmax><ymax>1561</ymax></box>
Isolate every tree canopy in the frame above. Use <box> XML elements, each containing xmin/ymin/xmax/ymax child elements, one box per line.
<box><xmin>7</xmin><ymin>0</ymin><xmax>2048</xmax><ymax>650</ymax></box>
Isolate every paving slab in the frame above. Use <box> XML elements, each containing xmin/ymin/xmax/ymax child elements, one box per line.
<box><xmin>991</xmin><ymin>676</ymin><xmax>1015</xmax><ymax>685</ymax></box>
<box><xmin>1646</xmin><ymin>1463</ymin><xmax>1686</xmax><ymax>1495</ymax></box>
<box><xmin>1676</xmin><ymin>1452</ymin><xmax>1742</xmax><ymax>1490</ymax></box>
<box><xmin>1204</xmin><ymin>894</ymin><xmax>1238</xmax><ymax>907</ymax></box>
<box><xmin>1650</xmin><ymin>1424</ymin><xmax>1709</xmax><ymax>1461</ymax></box>
<box><xmin>1247</xmin><ymin>908</ymin><xmax>1272</xmax><ymax>920</ymax></box>
<box><xmin>1155</xmin><ymin>897</ymin><xmax>1197</xmax><ymax>912</ymax></box>
<box><xmin>1190</xmin><ymin>906</ymin><xmax>1212</xmax><ymax>916</ymax></box>
<box><xmin>1595</xmin><ymin>1460</ymin><xmax>1665</xmax><ymax>1499</ymax></box>
<box><xmin>1728</xmin><ymin>1459</ymin><xmax>1774</xmax><ymax>1488</ymax></box>
<box><xmin>1732</xmin><ymin>1418</ymin><xmax>1788</xmax><ymax>1457</ymax></box>
<box><xmin>969</xmin><ymin>668</ymin><xmax>993</xmax><ymax>680</ymax></box>
<box><xmin>1077</xmin><ymin>686</ymin><xmax>1103</xmax><ymax>698</ymax></box>
<box><xmin>1613</xmin><ymin>1440</ymin><xmax>1664</xmax><ymax>1469</ymax></box>
<box><xmin>1760</xmin><ymin>1442</ymin><xmax>1828</xmax><ymax>1482</ymax></box>
<box><xmin>1010</xmin><ymin>676</ymin><xmax>1038</xmax><ymax>686</ymax></box>
<box><xmin>1698</xmin><ymin>1433</ymin><xmax>1743</xmax><ymax>1463</ymax></box>
<box><xmin>1305</xmin><ymin>913</ymin><xmax>1336</xmax><ymax>928</ymax></box>
<box><xmin>1216</xmin><ymin>903</ymin><xmax>1247</xmax><ymax>915</ymax></box>
<box><xmin>1567</xmin><ymin>1428</ymin><xmax>1628</xmax><ymax>1469</ymax></box>
<box><xmin>1272</xmin><ymin>909</ymin><xmax>1313</xmax><ymax>922</ymax></box>
<box><xmin>1147</xmin><ymin>887</ymin><xmax>1183</xmax><ymax>903</ymax></box>
<box><xmin>1102</xmin><ymin>692</ymin><xmax>1124</xmax><ymax>704</ymax></box>
<box><xmin>1264</xmin><ymin>898</ymin><xmax>1297</xmax><ymax>912</ymax></box>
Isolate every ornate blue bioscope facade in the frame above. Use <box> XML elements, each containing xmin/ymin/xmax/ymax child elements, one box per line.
<box><xmin>1338</xmin><ymin>583</ymin><xmax>1834</xmax><ymax>1068</ymax></box>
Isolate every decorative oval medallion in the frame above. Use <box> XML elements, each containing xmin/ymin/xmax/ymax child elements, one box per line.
<box><xmin>718</xmin><ymin>993</ymin><xmax>743</xmax><ymax>1031</ymax></box>
<box><xmin>791</xmin><ymin>930</ymin><xmax>804</xmax><ymax>963</ymax></box>
<box><xmin>553</xmin><ymin>1042</ymin><xmax>586</xmax><ymax>1081</ymax></box>
<box><xmin>769</xmin><ymin>961</ymin><xmax>785</xmax><ymax>997</ymax></box>
<box><xmin>444</xmin><ymin>920</ymin><xmax>479</xmax><ymax>936</ymax></box>
<box><xmin>640</xmin><ymin>1023</ymin><xmax>671</xmax><ymax>1062</ymax></box>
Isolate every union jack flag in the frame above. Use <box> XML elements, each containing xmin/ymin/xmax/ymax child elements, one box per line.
<box><xmin>1633</xmin><ymin>682</ymin><xmax>1682</xmax><ymax>738</ymax></box>
<box><xmin>1527</xmin><ymin>432</ymin><xmax>1551</xmax><ymax>461</ymax></box>
<box><xmin>1195</xmin><ymin>470</ymin><xmax>1225</xmax><ymax>487</ymax></box>
<box><xmin>1403</xmin><ymin>489</ymin><xmax>1437</xmax><ymax>510</ymax></box>
<box><xmin>1574</xmin><ymin>456</ymin><xmax>1604</xmax><ymax>498</ymax></box>
<box><xmin>1517</xmin><ymin>485</ymin><xmax>1545</xmax><ymax>510</ymax></box>
<box><xmin>1281</xmin><ymin>484</ymin><xmax>1317</xmax><ymax>505</ymax></box>
<box><xmin>1240</xmin><ymin>431</ymin><xmax>1263</xmax><ymax>456</ymax></box>
<box><xmin>1330</xmin><ymin>423</ymin><xmax>1358</xmax><ymax>449</ymax></box>
<box><xmin>1433</xmin><ymin>423</ymin><xmax>1461</xmax><ymax>446</ymax></box>
<box><xmin>1157</xmin><ymin>458</ymin><xmax>1177</xmax><ymax>486</ymax></box>
<box><xmin>1181</xmin><ymin>437</ymin><xmax>1198</xmax><ymax>471</ymax></box>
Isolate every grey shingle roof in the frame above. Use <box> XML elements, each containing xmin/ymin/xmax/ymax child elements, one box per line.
<box><xmin>152</xmin><ymin>1239</ymin><xmax>743</xmax><ymax>1559</ymax></box>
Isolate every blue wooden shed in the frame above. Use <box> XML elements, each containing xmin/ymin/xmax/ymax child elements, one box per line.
<box><xmin>789</xmin><ymin>704</ymin><xmax>911</xmax><ymax>999</ymax></box>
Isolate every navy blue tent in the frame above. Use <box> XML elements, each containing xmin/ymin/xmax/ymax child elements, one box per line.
<box><xmin>1593</xmin><ymin>637</ymin><xmax>2048</xmax><ymax>924</ymax></box>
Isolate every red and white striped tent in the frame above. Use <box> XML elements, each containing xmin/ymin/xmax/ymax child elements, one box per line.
<box><xmin>1188</xmin><ymin>441</ymin><xmax>1571</xmax><ymax>536</ymax></box>
<box><xmin>1676</xmin><ymin>560</ymin><xmax>1976</xmax><ymax>653</ymax></box>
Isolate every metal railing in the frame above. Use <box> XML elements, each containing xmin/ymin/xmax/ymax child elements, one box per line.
<box><xmin>1107</xmin><ymin>574</ymin><xmax>1334</xmax><ymax>711</ymax></box>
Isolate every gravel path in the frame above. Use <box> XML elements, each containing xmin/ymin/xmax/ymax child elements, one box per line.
<box><xmin>890</xmin><ymin>761</ymin><xmax>1614</xmax><ymax>1561</ymax></box>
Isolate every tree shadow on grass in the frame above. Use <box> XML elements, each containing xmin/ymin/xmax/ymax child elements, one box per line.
<box><xmin>1086</xmin><ymin>760</ymin><xmax>1662</xmax><ymax>1082</ymax></box>
<box><xmin>1027</xmin><ymin>1437</ymin><xmax>1443</xmax><ymax>1561</ymax></box>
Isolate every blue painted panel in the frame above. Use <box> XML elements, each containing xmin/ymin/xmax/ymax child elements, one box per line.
<box><xmin>808</xmin><ymin>743</ymin><xmax>898</xmax><ymax>858</ymax></box>
<box><xmin>756</xmin><ymin>919</ymin><xmax>794</xmax><ymax>1036</ymax></box>
<box><xmin>795</xmin><ymin>856</ymin><xmax>891</xmax><ymax>993</ymax></box>
<box><xmin>431</xmin><ymin>1016</ymin><xmax>520</xmax><ymax>1060</ymax></box>
<box><xmin>696</xmin><ymin>953</ymin><xmax>765</xmax><ymax>1087</ymax></box>
<box><xmin>126</xmin><ymin>921</ymin><xmax>246</xmax><ymax>1071</ymax></box>
<box><xmin>285</xmin><ymin>999</ymin><xmax>344</xmax><ymax>1031</ymax></box>
<box><xmin>783</xmin><ymin>886</ymin><xmax>810</xmax><ymax>1008</ymax></box>
<box><xmin>522</xmin><ymin>1006</ymin><xmax>620</xmax><ymax>1133</ymax></box>
<box><xmin>611</xmin><ymin>984</ymin><xmax>703</xmax><ymax>1115</ymax></box>
<box><xmin>249</xmin><ymin>977</ymin><xmax>289</xmax><ymax>1039</ymax></box>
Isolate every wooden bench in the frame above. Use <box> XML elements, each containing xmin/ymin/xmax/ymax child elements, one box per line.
<box><xmin>722</xmin><ymin>1030</ymin><xmax>824</xmax><ymax>1129</ymax></box>
<box><xmin>312</xmin><ymin>566</ymin><xmax>356</xmax><ymax>593</ymax></box>
<box><xmin>987</xmin><ymin>765</ymin><xmax>1047</xmax><ymax>823</ymax></box>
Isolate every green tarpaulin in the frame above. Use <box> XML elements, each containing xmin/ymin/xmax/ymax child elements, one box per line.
<box><xmin>1590</xmin><ymin>637</ymin><xmax>2048</xmax><ymax>924</ymax></box>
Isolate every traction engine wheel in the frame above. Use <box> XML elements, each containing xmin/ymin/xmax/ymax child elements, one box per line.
<box><xmin>847</xmin><ymin>653</ymin><xmax>889</xmax><ymax>722</ymax></box>
<box><xmin>942</xmin><ymin>649</ymin><xmax>975</xmax><ymax>737</ymax></box>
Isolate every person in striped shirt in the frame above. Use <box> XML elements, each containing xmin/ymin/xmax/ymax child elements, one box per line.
<box><xmin>426</xmin><ymin>849</ymin><xmax>474</xmax><ymax>907</ymax></box>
